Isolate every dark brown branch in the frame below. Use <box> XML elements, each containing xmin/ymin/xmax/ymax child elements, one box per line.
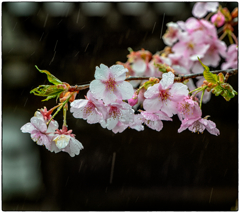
<box><xmin>70</xmin><ymin>68</ymin><xmax>238</xmax><ymax>91</ymax></box>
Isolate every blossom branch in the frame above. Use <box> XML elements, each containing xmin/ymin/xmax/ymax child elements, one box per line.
<box><xmin>70</xmin><ymin>68</ymin><xmax>238</xmax><ymax>91</ymax></box>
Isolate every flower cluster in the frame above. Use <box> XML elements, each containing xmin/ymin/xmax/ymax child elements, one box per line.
<box><xmin>21</xmin><ymin>107</ymin><xmax>83</xmax><ymax>157</ymax></box>
<box><xmin>70</xmin><ymin>66</ymin><xmax>220</xmax><ymax>136</ymax></box>
<box><xmin>21</xmin><ymin>2</ymin><xmax>237</xmax><ymax>157</ymax></box>
<box><xmin>118</xmin><ymin>2</ymin><xmax>237</xmax><ymax>104</ymax></box>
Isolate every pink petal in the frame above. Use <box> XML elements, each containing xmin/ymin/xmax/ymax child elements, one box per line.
<box><xmin>132</xmin><ymin>59</ymin><xmax>146</xmax><ymax>74</ymax></box>
<box><xmin>161</xmin><ymin>99</ymin><xmax>178</xmax><ymax>117</ymax></box>
<box><xmin>192</xmin><ymin>3</ymin><xmax>207</xmax><ymax>18</ymax></box>
<box><xmin>143</xmin><ymin>97</ymin><xmax>162</xmax><ymax>112</ymax></box>
<box><xmin>204</xmin><ymin>2</ymin><xmax>219</xmax><ymax>12</ymax></box>
<box><xmin>117</xmin><ymin>81</ymin><xmax>134</xmax><ymax>100</ymax></box>
<box><xmin>160</xmin><ymin>72</ymin><xmax>174</xmax><ymax>90</ymax></box>
<box><xmin>89</xmin><ymin>79</ymin><xmax>106</xmax><ymax>100</ymax></box>
<box><xmin>21</xmin><ymin>122</ymin><xmax>36</xmax><ymax>133</ymax></box>
<box><xmin>170</xmin><ymin>83</ymin><xmax>188</xmax><ymax>102</ymax></box>
<box><xmin>155</xmin><ymin>111</ymin><xmax>172</xmax><ymax>121</ymax></box>
<box><xmin>146</xmin><ymin>120</ymin><xmax>163</xmax><ymax>132</ymax></box>
<box><xmin>70</xmin><ymin>99</ymin><xmax>88</xmax><ymax>109</ymax></box>
<box><xmin>144</xmin><ymin>83</ymin><xmax>160</xmax><ymax>99</ymax></box>
<box><xmin>110</xmin><ymin>64</ymin><xmax>128</xmax><ymax>81</ymax></box>
<box><xmin>94</xmin><ymin>64</ymin><xmax>109</xmax><ymax>80</ymax></box>
<box><xmin>30</xmin><ymin>117</ymin><xmax>47</xmax><ymax>132</ymax></box>
<box><xmin>106</xmin><ymin>117</ymin><xmax>119</xmax><ymax>130</ymax></box>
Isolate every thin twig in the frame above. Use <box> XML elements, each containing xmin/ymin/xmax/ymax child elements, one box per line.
<box><xmin>70</xmin><ymin>68</ymin><xmax>238</xmax><ymax>91</ymax></box>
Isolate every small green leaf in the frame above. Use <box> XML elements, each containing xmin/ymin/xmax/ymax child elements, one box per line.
<box><xmin>212</xmin><ymin>85</ymin><xmax>223</xmax><ymax>96</ymax></box>
<box><xmin>30</xmin><ymin>84</ymin><xmax>66</xmax><ymax>101</ymax></box>
<box><xmin>35</xmin><ymin>65</ymin><xmax>62</xmax><ymax>85</ymax></box>
<box><xmin>198</xmin><ymin>58</ymin><xmax>218</xmax><ymax>84</ymax></box>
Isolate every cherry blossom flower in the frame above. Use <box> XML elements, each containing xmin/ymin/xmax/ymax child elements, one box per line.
<box><xmin>200</xmin><ymin>36</ymin><xmax>227</xmax><ymax>67</ymax></box>
<box><xmin>172</xmin><ymin>31</ymin><xmax>210</xmax><ymax>62</ymax></box>
<box><xmin>70</xmin><ymin>91</ymin><xmax>106</xmax><ymax>124</ymax></box>
<box><xmin>178</xmin><ymin>116</ymin><xmax>220</xmax><ymax>136</ymax></box>
<box><xmin>100</xmin><ymin>100</ymin><xmax>134</xmax><ymax>131</ymax></box>
<box><xmin>53</xmin><ymin>126</ymin><xmax>84</xmax><ymax>157</ymax></box>
<box><xmin>163</xmin><ymin>22</ymin><xmax>181</xmax><ymax>46</ymax></box>
<box><xmin>181</xmin><ymin>18</ymin><xmax>217</xmax><ymax>39</ymax></box>
<box><xmin>143</xmin><ymin>72</ymin><xmax>189</xmax><ymax>117</ymax></box>
<box><xmin>177</xmin><ymin>96</ymin><xmax>201</xmax><ymax>120</ymax></box>
<box><xmin>192</xmin><ymin>2</ymin><xmax>219</xmax><ymax>18</ymax></box>
<box><xmin>21</xmin><ymin>112</ymin><xmax>60</xmax><ymax>153</ymax></box>
<box><xmin>141</xmin><ymin>110</ymin><xmax>172</xmax><ymax>132</ymax></box>
<box><xmin>211</xmin><ymin>11</ymin><xmax>225</xmax><ymax>27</ymax></box>
<box><xmin>221</xmin><ymin>44</ymin><xmax>238</xmax><ymax>70</ymax></box>
<box><xmin>90</xmin><ymin>64</ymin><xmax>134</xmax><ymax>105</ymax></box>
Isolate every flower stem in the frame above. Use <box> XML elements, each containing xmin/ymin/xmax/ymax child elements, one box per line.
<box><xmin>46</xmin><ymin>95</ymin><xmax>71</xmax><ymax>126</ymax></box>
<box><xmin>231</xmin><ymin>32</ymin><xmax>238</xmax><ymax>45</ymax></box>
<box><xmin>63</xmin><ymin>104</ymin><xmax>68</xmax><ymax>127</ymax></box>
<box><xmin>200</xmin><ymin>88</ymin><xmax>206</xmax><ymax>109</ymax></box>
<box><xmin>219</xmin><ymin>31</ymin><xmax>227</xmax><ymax>40</ymax></box>
<box><xmin>228</xmin><ymin>32</ymin><xmax>234</xmax><ymax>44</ymax></box>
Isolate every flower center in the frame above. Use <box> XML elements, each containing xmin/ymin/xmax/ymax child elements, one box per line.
<box><xmin>105</xmin><ymin>76</ymin><xmax>117</xmax><ymax>92</ymax></box>
<box><xmin>109</xmin><ymin>106</ymin><xmax>120</xmax><ymax>119</ymax></box>
<box><xmin>84</xmin><ymin>101</ymin><xmax>95</xmax><ymax>116</ymax></box>
<box><xmin>188</xmin><ymin>42</ymin><xmax>195</xmax><ymax>50</ymax></box>
<box><xmin>159</xmin><ymin>89</ymin><xmax>170</xmax><ymax>102</ymax></box>
<box><xmin>191</xmin><ymin>121</ymin><xmax>205</xmax><ymax>133</ymax></box>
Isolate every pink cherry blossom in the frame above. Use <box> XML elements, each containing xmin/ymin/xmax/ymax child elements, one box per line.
<box><xmin>192</xmin><ymin>2</ymin><xmax>219</xmax><ymax>18</ymax></box>
<box><xmin>182</xmin><ymin>18</ymin><xmax>217</xmax><ymax>39</ymax></box>
<box><xmin>177</xmin><ymin>96</ymin><xmax>201</xmax><ymax>120</ymax></box>
<box><xmin>163</xmin><ymin>22</ymin><xmax>181</xmax><ymax>46</ymax></box>
<box><xmin>200</xmin><ymin>36</ymin><xmax>227</xmax><ymax>67</ymax></box>
<box><xmin>53</xmin><ymin>126</ymin><xmax>84</xmax><ymax>157</ymax></box>
<box><xmin>211</xmin><ymin>11</ymin><xmax>225</xmax><ymax>27</ymax></box>
<box><xmin>100</xmin><ymin>100</ymin><xmax>134</xmax><ymax>131</ymax></box>
<box><xmin>141</xmin><ymin>110</ymin><xmax>172</xmax><ymax>132</ymax></box>
<box><xmin>70</xmin><ymin>91</ymin><xmax>106</xmax><ymax>124</ymax></box>
<box><xmin>143</xmin><ymin>72</ymin><xmax>189</xmax><ymax>117</ymax></box>
<box><xmin>172</xmin><ymin>31</ymin><xmax>210</xmax><ymax>61</ymax></box>
<box><xmin>221</xmin><ymin>44</ymin><xmax>238</xmax><ymax>70</ymax></box>
<box><xmin>21</xmin><ymin>113</ymin><xmax>59</xmax><ymax>153</ymax></box>
<box><xmin>178</xmin><ymin>116</ymin><xmax>220</xmax><ymax>136</ymax></box>
<box><xmin>90</xmin><ymin>64</ymin><xmax>134</xmax><ymax>105</ymax></box>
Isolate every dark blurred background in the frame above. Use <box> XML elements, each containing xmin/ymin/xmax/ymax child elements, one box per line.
<box><xmin>2</xmin><ymin>2</ymin><xmax>238</xmax><ymax>211</ymax></box>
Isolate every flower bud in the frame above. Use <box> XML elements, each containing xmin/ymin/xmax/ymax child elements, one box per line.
<box><xmin>211</xmin><ymin>11</ymin><xmax>225</xmax><ymax>27</ymax></box>
<box><xmin>128</xmin><ymin>92</ymin><xmax>138</xmax><ymax>106</ymax></box>
<box><xmin>231</xmin><ymin>7</ymin><xmax>238</xmax><ymax>19</ymax></box>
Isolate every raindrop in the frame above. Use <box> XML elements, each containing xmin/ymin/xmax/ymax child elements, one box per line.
<box><xmin>39</xmin><ymin>32</ymin><xmax>44</xmax><ymax>42</ymax></box>
<box><xmin>160</xmin><ymin>13</ymin><xmax>165</xmax><ymax>39</ymax></box>
<box><xmin>84</xmin><ymin>43</ymin><xmax>89</xmax><ymax>52</ymax></box>
<box><xmin>12</xmin><ymin>22</ymin><xmax>18</xmax><ymax>31</ymax></box>
<box><xmin>43</xmin><ymin>14</ymin><xmax>49</xmax><ymax>27</ymax></box>
<box><xmin>152</xmin><ymin>21</ymin><xmax>156</xmax><ymax>34</ymax></box>
<box><xmin>23</xmin><ymin>98</ymin><xmax>28</xmax><ymax>107</ymax></box>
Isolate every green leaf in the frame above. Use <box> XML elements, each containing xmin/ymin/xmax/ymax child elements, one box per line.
<box><xmin>198</xmin><ymin>58</ymin><xmax>218</xmax><ymax>84</ymax></box>
<box><xmin>30</xmin><ymin>84</ymin><xmax>66</xmax><ymax>101</ymax></box>
<box><xmin>35</xmin><ymin>65</ymin><xmax>62</xmax><ymax>85</ymax></box>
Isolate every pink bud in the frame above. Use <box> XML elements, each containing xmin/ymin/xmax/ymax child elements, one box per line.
<box><xmin>211</xmin><ymin>11</ymin><xmax>225</xmax><ymax>27</ymax></box>
<box><xmin>128</xmin><ymin>93</ymin><xmax>138</xmax><ymax>106</ymax></box>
